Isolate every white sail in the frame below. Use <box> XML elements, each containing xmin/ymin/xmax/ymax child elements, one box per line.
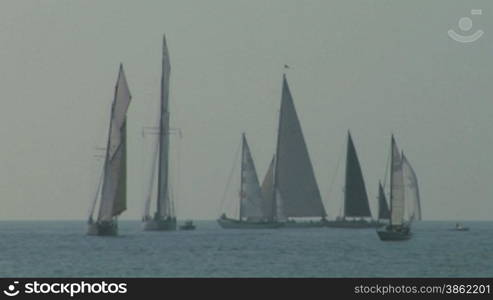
<box><xmin>402</xmin><ymin>153</ymin><xmax>421</xmax><ymax>221</ymax></box>
<box><xmin>97</xmin><ymin>64</ymin><xmax>132</xmax><ymax>222</ymax></box>
<box><xmin>240</xmin><ymin>134</ymin><xmax>264</xmax><ymax>220</ymax></box>
<box><xmin>157</xmin><ymin>34</ymin><xmax>173</xmax><ymax>218</ymax></box>
<box><xmin>274</xmin><ymin>75</ymin><xmax>326</xmax><ymax>218</ymax></box>
<box><xmin>389</xmin><ymin>136</ymin><xmax>405</xmax><ymax>226</ymax></box>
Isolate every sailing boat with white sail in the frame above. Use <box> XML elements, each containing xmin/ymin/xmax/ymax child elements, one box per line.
<box><xmin>217</xmin><ymin>133</ymin><xmax>283</xmax><ymax>229</ymax></box>
<box><xmin>377</xmin><ymin>135</ymin><xmax>420</xmax><ymax>241</ymax></box>
<box><xmin>88</xmin><ymin>64</ymin><xmax>132</xmax><ymax>236</ymax></box>
<box><xmin>326</xmin><ymin>131</ymin><xmax>383</xmax><ymax>228</ymax></box>
<box><xmin>266</xmin><ymin>74</ymin><xmax>328</xmax><ymax>228</ymax></box>
<box><xmin>143</xmin><ymin>35</ymin><xmax>177</xmax><ymax>231</ymax></box>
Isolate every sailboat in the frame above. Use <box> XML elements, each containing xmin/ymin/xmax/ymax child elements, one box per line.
<box><xmin>143</xmin><ymin>35</ymin><xmax>177</xmax><ymax>231</ymax></box>
<box><xmin>267</xmin><ymin>74</ymin><xmax>328</xmax><ymax>228</ymax></box>
<box><xmin>88</xmin><ymin>64</ymin><xmax>132</xmax><ymax>236</ymax></box>
<box><xmin>326</xmin><ymin>132</ymin><xmax>383</xmax><ymax>228</ymax></box>
<box><xmin>217</xmin><ymin>133</ymin><xmax>283</xmax><ymax>229</ymax></box>
<box><xmin>377</xmin><ymin>135</ymin><xmax>420</xmax><ymax>241</ymax></box>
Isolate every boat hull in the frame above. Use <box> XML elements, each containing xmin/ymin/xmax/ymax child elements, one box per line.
<box><xmin>377</xmin><ymin>228</ymin><xmax>412</xmax><ymax>241</ymax></box>
<box><xmin>179</xmin><ymin>225</ymin><xmax>196</xmax><ymax>230</ymax></box>
<box><xmin>87</xmin><ymin>221</ymin><xmax>118</xmax><ymax>236</ymax></box>
<box><xmin>326</xmin><ymin>219</ymin><xmax>384</xmax><ymax>229</ymax></box>
<box><xmin>282</xmin><ymin>220</ymin><xmax>328</xmax><ymax>228</ymax></box>
<box><xmin>143</xmin><ymin>218</ymin><xmax>177</xmax><ymax>231</ymax></box>
<box><xmin>217</xmin><ymin>218</ymin><xmax>283</xmax><ymax>229</ymax></box>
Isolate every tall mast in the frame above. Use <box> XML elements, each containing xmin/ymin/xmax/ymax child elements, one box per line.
<box><xmin>389</xmin><ymin>135</ymin><xmax>395</xmax><ymax>226</ymax></box>
<box><xmin>272</xmin><ymin>74</ymin><xmax>287</xmax><ymax>221</ymax></box>
<box><xmin>239</xmin><ymin>133</ymin><xmax>245</xmax><ymax>221</ymax></box>
<box><xmin>156</xmin><ymin>34</ymin><xmax>171</xmax><ymax>217</ymax></box>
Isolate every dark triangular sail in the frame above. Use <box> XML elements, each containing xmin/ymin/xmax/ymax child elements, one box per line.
<box><xmin>343</xmin><ymin>132</ymin><xmax>371</xmax><ymax>217</ymax></box>
<box><xmin>273</xmin><ymin>75</ymin><xmax>326</xmax><ymax>218</ymax></box>
<box><xmin>378</xmin><ymin>182</ymin><xmax>390</xmax><ymax>220</ymax></box>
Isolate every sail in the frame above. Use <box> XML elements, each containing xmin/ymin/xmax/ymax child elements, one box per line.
<box><xmin>274</xmin><ymin>75</ymin><xmax>326</xmax><ymax>218</ymax></box>
<box><xmin>239</xmin><ymin>134</ymin><xmax>264</xmax><ymax>220</ymax></box>
<box><xmin>344</xmin><ymin>132</ymin><xmax>371</xmax><ymax>217</ymax></box>
<box><xmin>402</xmin><ymin>153</ymin><xmax>421</xmax><ymax>221</ymax></box>
<box><xmin>97</xmin><ymin>65</ymin><xmax>132</xmax><ymax>221</ymax></box>
<box><xmin>157</xmin><ymin>34</ymin><xmax>173</xmax><ymax>218</ymax></box>
<box><xmin>378</xmin><ymin>182</ymin><xmax>390</xmax><ymax>220</ymax></box>
<box><xmin>260</xmin><ymin>155</ymin><xmax>275</xmax><ymax>219</ymax></box>
<box><xmin>389</xmin><ymin>136</ymin><xmax>405</xmax><ymax>226</ymax></box>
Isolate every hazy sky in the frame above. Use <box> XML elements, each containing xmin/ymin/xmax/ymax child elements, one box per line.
<box><xmin>0</xmin><ymin>0</ymin><xmax>492</xmax><ymax>220</ymax></box>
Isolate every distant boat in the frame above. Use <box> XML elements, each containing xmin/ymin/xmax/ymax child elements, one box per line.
<box><xmin>143</xmin><ymin>35</ymin><xmax>177</xmax><ymax>231</ymax></box>
<box><xmin>450</xmin><ymin>223</ymin><xmax>469</xmax><ymax>231</ymax></box>
<box><xmin>217</xmin><ymin>133</ymin><xmax>283</xmax><ymax>229</ymax></box>
<box><xmin>179</xmin><ymin>220</ymin><xmax>196</xmax><ymax>231</ymax></box>
<box><xmin>377</xmin><ymin>135</ymin><xmax>420</xmax><ymax>241</ymax></box>
<box><xmin>265</xmin><ymin>74</ymin><xmax>328</xmax><ymax>228</ymax></box>
<box><xmin>326</xmin><ymin>132</ymin><xmax>383</xmax><ymax>229</ymax></box>
<box><xmin>87</xmin><ymin>64</ymin><xmax>132</xmax><ymax>236</ymax></box>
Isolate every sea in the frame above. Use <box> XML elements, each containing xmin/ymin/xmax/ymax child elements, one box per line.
<box><xmin>0</xmin><ymin>220</ymin><xmax>491</xmax><ymax>277</ymax></box>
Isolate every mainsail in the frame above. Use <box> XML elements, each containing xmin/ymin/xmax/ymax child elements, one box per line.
<box><xmin>344</xmin><ymin>132</ymin><xmax>371</xmax><ymax>218</ymax></box>
<box><xmin>239</xmin><ymin>134</ymin><xmax>264</xmax><ymax>220</ymax></box>
<box><xmin>273</xmin><ymin>75</ymin><xmax>326</xmax><ymax>218</ymax></box>
<box><xmin>402</xmin><ymin>153</ymin><xmax>422</xmax><ymax>221</ymax></box>
<box><xmin>389</xmin><ymin>136</ymin><xmax>405</xmax><ymax>226</ymax></box>
<box><xmin>95</xmin><ymin>64</ymin><xmax>132</xmax><ymax>222</ymax></box>
<box><xmin>378</xmin><ymin>181</ymin><xmax>390</xmax><ymax>220</ymax></box>
<box><xmin>260</xmin><ymin>155</ymin><xmax>275</xmax><ymax>220</ymax></box>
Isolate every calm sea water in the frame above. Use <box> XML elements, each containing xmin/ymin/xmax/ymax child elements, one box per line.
<box><xmin>0</xmin><ymin>220</ymin><xmax>491</xmax><ymax>277</ymax></box>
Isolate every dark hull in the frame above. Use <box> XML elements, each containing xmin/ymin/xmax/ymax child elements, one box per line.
<box><xmin>282</xmin><ymin>220</ymin><xmax>327</xmax><ymax>228</ymax></box>
<box><xmin>449</xmin><ymin>228</ymin><xmax>469</xmax><ymax>231</ymax></box>
<box><xmin>179</xmin><ymin>225</ymin><xmax>196</xmax><ymax>230</ymax></box>
<box><xmin>217</xmin><ymin>218</ymin><xmax>283</xmax><ymax>229</ymax></box>
<box><xmin>87</xmin><ymin>221</ymin><xmax>118</xmax><ymax>236</ymax></box>
<box><xmin>143</xmin><ymin>218</ymin><xmax>177</xmax><ymax>231</ymax></box>
<box><xmin>326</xmin><ymin>219</ymin><xmax>385</xmax><ymax>229</ymax></box>
<box><xmin>377</xmin><ymin>229</ymin><xmax>412</xmax><ymax>241</ymax></box>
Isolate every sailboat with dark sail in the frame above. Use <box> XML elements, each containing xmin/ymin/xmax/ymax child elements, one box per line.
<box><xmin>326</xmin><ymin>132</ymin><xmax>382</xmax><ymax>228</ymax></box>
<box><xmin>88</xmin><ymin>64</ymin><xmax>132</xmax><ymax>236</ymax></box>
<box><xmin>377</xmin><ymin>135</ymin><xmax>420</xmax><ymax>241</ymax></box>
<box><xmin>266</xmin><ymin>74</ymin><xmax>328</xmax><ymax>228</ymax></box>
<box><xmin>217</xmin><ymin>133</ymin><xmax>282</xmax><ymax>229</ymax></box>
<box><xmin>143</xmin><ymin>35</ymin><xmax>177</xmax><ymax>231</ymax></box>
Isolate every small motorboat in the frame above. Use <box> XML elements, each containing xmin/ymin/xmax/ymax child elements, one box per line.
<box><xmin>179</xmin><ymin>220</ymin><xmax>196</xmax><ymax>231</ymax></box>
<box><xmin>450</xmin><ymin>223</ymin><xmax>469</xmax><ymax>231</ymax></box>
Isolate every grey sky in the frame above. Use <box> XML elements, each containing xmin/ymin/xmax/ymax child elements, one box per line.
<box><xmin>0</xmin><ymin>0</ymin><xmax>492</xmax><ymax>220</ymax></box>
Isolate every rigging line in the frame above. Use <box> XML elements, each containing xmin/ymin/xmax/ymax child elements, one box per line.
<box><xmin>217</xmin><ymin>138</ymin><xmax>242</xmax><ymax>217</ymax></box>
<box><xmin>88</xmin><ymin>162</ymin><xmax>105</xmax><ymax>220</ymax></box>
<box><xmin>143</xmin><ymin>131</ymin><xmax>160</xmax><ymax>218</ymax></box>
<box><xmin>382</xmin><ymin>137</ymin><xmax>391</xmax><ymax>191</ymax></box>
<box><xmin>326</xmin><ymin>137</ymin><xmax>345</xmax><ymax>216</ymax></box>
